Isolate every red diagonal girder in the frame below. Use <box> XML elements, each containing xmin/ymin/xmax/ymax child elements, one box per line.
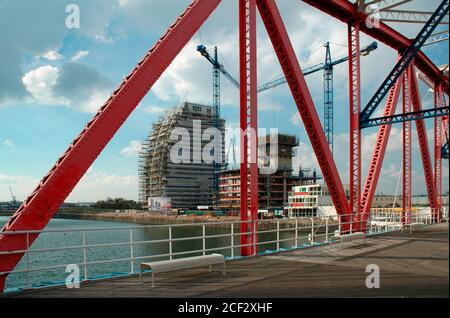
<box><xmin>359</xmin><ymin>71</ymin><xmax>403</xmax><ymax>229</ymax></box>
<box><xmin>256</xmin><ymin>0</ymin><xmax>351</xmax><ymax>226</ymax></box>
<box><xmin>0</xmin><ymin>0</ymin><xmax>221</xmax><ymax>292</ymax></box>
<box><xmin>301</xmin><ymin>0</ymin><xmax>448</xmax><ymax>91</ymax></box>
<box><xmin>409</xmin><ymin>62</ymin><xmax>438</xmax><ymax>216</ymax></box>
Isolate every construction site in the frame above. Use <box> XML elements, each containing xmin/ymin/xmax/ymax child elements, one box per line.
<box><xmin>138</xmin><ymin>102</ymin><xmax>225</xmax><ymax>210</ymax></box>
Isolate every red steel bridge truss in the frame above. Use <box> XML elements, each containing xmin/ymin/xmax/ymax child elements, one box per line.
<box><xmin>0</xmin><ymin>0</ymin><xmax>449</xmax><ymax>292</ymax></box>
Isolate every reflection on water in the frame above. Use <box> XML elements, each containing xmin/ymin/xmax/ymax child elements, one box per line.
<box><xmin>0</xmin><ymin>216</ymin><xmax>317</xmax><ymax>291</ymax></box>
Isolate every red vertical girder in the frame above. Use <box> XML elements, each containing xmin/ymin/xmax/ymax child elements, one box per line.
<box><xmin>256</xmin><ymin>0</ymin><xmax>351</xmax><ymax>228</ymax></box>
<box><xmin>434</xmin><ymin>83</ymin><xmax>443</xmax><ymax>221</ymax></box>
<box><xmin>408</xmin><ymin>62</ymin><xmax>438</xmax><ymax>217</ymax></box>
<box><xmin>360</xmin><ymin>69</ymin><xmax>402</xmax><ymax>229</ymax></box>
<box><xmin>239</xmin><ymin>0</ymin><xmax>258</xmax><ymax>257</ymax></box>
<box><xmin>402</xmin><ymin>66</ymin><xmax>412</xmax><ymax>225</ymax></box>
<box><xmin>0</xmin><ymin>0</ymin><xmax>221</xmax><ymax>292</ymax></box>
<box><xmin>348</xmin><ymin>21</ymin><xmax>361</xmax><ymax>232</ymax></box>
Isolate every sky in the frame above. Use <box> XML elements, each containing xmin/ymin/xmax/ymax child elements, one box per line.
<box><xmin>0</xmin><ymin>0</ymin><xmax>448</xmax><ymax>202</ymax></box>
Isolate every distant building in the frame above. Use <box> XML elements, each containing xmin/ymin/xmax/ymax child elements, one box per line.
<box><xmin>139</xmin><ymin>102</ymin><xmax>225</xmax><ymax>210</ymax></box>
<box><xmin>76</xmin><ymin>202</ymin><xmax>95</xmax><ymax>208</ymax></box>
<box><xmin>285</xmin><ymin>184</ymin><xmax>449</xmax><ymax>218</ymax></box>
<box><xmin>284</xmin><ymin>184</ymin><xmax>334</xmax><ymax>218</ymax></box>
<box><xmin>219</xmin><ymin>168</ymin><xmax>300</xmax><ymax>211</ymax></box>
<box><xmin>219</xmin><ymin>134</ymin><xmax>315</xmax><ymax>211</ymax></box>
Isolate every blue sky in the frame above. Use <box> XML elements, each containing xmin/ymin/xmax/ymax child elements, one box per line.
<box><xmin>0</xmin><ymin>0</ymin><xmax>448</xmax><ymax>202</ymax></box>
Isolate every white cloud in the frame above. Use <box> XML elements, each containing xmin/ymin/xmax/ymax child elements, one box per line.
<box><xmin>21</xmin><ymin>63</ymin><xmax>112</xmax><ymax>113</ymax></box>
<box><xmin>0</xmin><ymin>173</ymin><xmax>39</xmax><ymax>201</ymax></box>
<box><xmin>258</xmin><ymin>102</ymin><xmax>284</xmax><ymax>112</ymax></box>
<box><xmin>67</xmin><ymin>170</ymin><xmax>139</xmax><ymax>201</ymax></box>
<box><xmin>144</xmin><ymin>105</ymin><xmax>165</xmax><ymax>114</ymax></box>
<box><xmin>2</xmin><ymin>139</ymin><xmax>14</xmax><ymax>147</ymax></box>
<box><xmin>0</xmin><ymin>0</ymin><xmax>118</xmax><ymax>104</ymax></box>
<box><xmin>42</xmin><ymin>50</ymin><xmax>63</xmax><ymax>61</ymax></box>
<box><xmin>290</xmin><ymin>112</ymin><xmax>302</xmax><ymax>128</ymax></box>
<box><xmin>0</xmin><ymin>170</ymin><xmax>139</xmax><ymax>202</ymax></box>
<box><xmin>81</xmin><ymin>89</ymin><xmax>111</xmax><ymax>113</ymax></box>
<box><xmin>22</xmin><ymin>65</ymin><xmax>68</xmax><ymax>105</ymax></box>
<box><xmin>71</xmin><ymin>50</ymin><xmax>90</xmax><ymax>62</ymax></box>
<box><xmin>120</xmin><ymin>140</ymin><xmax>143</xmax><ymax>157</ymax></box>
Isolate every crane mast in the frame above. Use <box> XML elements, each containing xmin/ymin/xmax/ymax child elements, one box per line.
<box><xmin>323</xmin><ymin>42</ymin><xmax>334</xmax><ymax>154</ymax></box>
<box><xmin>197</xmin><ymin>42</ymin><xmax>378</xmax><ymax>155</ymax></box>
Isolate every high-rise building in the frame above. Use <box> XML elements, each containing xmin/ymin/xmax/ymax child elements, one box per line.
<box><xmin>139</xmin><ymin>102</ymin><xmax>225</xmax><ymax>210</ymax></box>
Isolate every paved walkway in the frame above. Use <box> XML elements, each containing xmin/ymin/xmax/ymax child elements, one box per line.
<box><xmin>5</xmin><ymin>223</ymin><xmax>449</xmax><ymax>298</ymax></box>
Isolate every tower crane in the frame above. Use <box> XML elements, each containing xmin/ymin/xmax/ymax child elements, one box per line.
<box><xmin>197</xmin><ymin>42</ymin><xmax>378</xmax><ymax>153</ymax></box>
<box><xmin>8</xmin><ymin>186</ymin><xmax>16</xmax><ymax>204</ymax></box>
<box><xmin>8</xmin><ymin>186</ymin><xmax>17</xmax><ymax>210</ymax></box>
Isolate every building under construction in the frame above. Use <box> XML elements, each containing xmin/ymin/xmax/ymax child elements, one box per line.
<box><xmin>219</xmin><ymin>134</ymin><xmax>320</xmax><ymax>211</ymax></box>
<box><xmin>139</xmin><ymin>102</ymin><xmax>225</xmax><ymax>210</ymax></box>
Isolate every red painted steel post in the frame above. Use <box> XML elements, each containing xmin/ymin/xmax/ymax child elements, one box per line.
<box><xmin>256</xmin><ymin>0</ymin><xmax>351</xmax><ymax>229</ymax></box>
<box><xmin>239</xmin><ymin>0</ymin><xmax>249</xmax><ymax>258</ymax></box>
<box><xmin>0</xmin><ymin>0</ymin><xmax>221</xmax><ymax>292</ymax></box>
<box><xmin>409</xmin><ymin>62</ymin><xmax>438</xmax><ymax>217</ymax></box>
<box><xmin>348</xmin><ymin>21</ymin><xmax>362</xmax><ymax>232</ymax></box>
<box><xmin>239</xmin><ymin>0</ymin><xmax>258</xmax><ymax>256</ymax></box>
<box><xmin>402</xmin><ymin>67</ymin><xmax>412</xmax><ymax>225</ymax></box>
<box><xmin>360</xmin><ymin>73</ymin><xmax>402</xmax><ymax>229</ymax></box>
<box><xmin>434</xmin><ymin>84</ymin><xmax>443</xmax><ymax>222</ymax></box>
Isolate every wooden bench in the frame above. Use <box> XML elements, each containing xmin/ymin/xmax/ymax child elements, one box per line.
<box><xmin>402</xmin><ymin>222</ymin><xmax>423</xmax><ymax>234</ymax></box>
<box><xmin>330</xmin><ymin>232</ymin><xmax>366</xmax><ymax>248</ymax></box>
<box><xmin>139</xmin><ymin>253</ymin><xmax>226</xmax><ymax>287</ymax></box>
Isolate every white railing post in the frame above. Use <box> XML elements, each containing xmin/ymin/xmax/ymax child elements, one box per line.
<box><xmin>202</xmin><ymin>225</ymin><xmax>206</xmax><ymax>256</ymax></box>
<box><xmin>325</xmin><ymin>218</ymin><xmax>329</xmax><ymax>243</ymax></box>
<box><xmin>311</xmin><ymin>217</ymin><xmax>315</xmax><ymax>244</ymax></box>
<box><xmin>350</xmin><ymin>216</ymin><xmax>353</xmax><ymax>234</ymax></box>
<box><xmin>129</xmin><ymin>229</ymin><xmax>134</xmax><ymax>273</ymax></box>
<box><xmin>295</xmin><ymin>219</ymin><xmax>298</xmax><ymax>248</ymax></box>
<box><xmin>230</xmin><ymin>223</ymin><xmax>234</xmax><ymax>259</ymax></box>
<box><xmin>338</xmin><ymin>215</ymin><xmax>342</xmax><ymax>233</ymax></box>
<box><xmin>169</xmin><ymin>226</ymin><xmax>173</xmax><ymax>260</ymax></box>
<box><xmin>82</xmin><ymin>231</ymin><xmax>88</xmax><ymax>281</ymax></box>
<box><xmin>276</xmin><ymin>220</ymin><xmax>280</xmax><ymax>251</ymax></box>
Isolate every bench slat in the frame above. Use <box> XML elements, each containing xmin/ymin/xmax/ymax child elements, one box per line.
<box><xmin>139</xmin><ymin>253</ymin><xmax>226</xmax><ymax>287</ymax></box>
<box><xmin>142</xmin><ymin>254</ymin><xmax>224</xmax><ymax>273</ymax></box>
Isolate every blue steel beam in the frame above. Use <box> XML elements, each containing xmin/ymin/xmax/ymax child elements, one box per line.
<box><xmin>443</xmin><ymin>140</ymin><xmax>449</xmax><ymax>159</ymax></box>
<box><xmin>360</xmin><ymin>106</ymin><xmax>449</xmax><ymax>128</ymax></box>
<box><xmin>360</xmin><ymin>0</ymin><xmax>449</xmax><ymax>121</ymax></box>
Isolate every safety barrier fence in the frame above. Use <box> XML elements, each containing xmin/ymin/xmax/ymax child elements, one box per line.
<box><xmin>0</xmin><ymin>207</ymin><xmax>446</xmax><ymax>292</ymax></box>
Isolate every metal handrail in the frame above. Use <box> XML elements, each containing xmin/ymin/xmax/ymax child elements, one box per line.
<box><xmin>0</xmin><ymin>207</ymin><xmax>444</xmax><ymax>292</ymax></box>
